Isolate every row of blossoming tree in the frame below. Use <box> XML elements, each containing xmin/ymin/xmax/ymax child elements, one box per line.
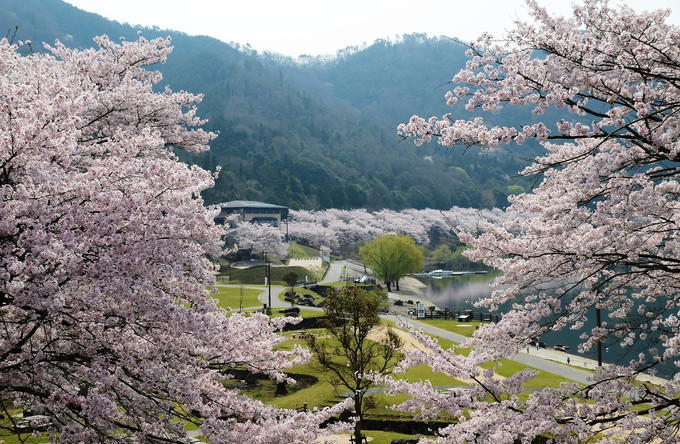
<box><xmin>384</xmin><ymin>0</ymin><xmax>680</xmax><ymax>442</ymax></box>
<box><xmin>227</xmin><ymin>206</ymin><xmax>511</xmax><ymax>261</ymax></box>
<box><xmin>286</xmin><ymin>207</ymin><xmax>510</xmax><ymax>250</ymax></box>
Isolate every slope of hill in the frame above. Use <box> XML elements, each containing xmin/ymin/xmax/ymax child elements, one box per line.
<box><xmin>0</xmin><ymin>0</ymin><xmax>540</xmax><ymax>210</ymax></box>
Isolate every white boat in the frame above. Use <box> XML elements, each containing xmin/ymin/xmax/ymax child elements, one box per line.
<box><xmin>413</xmin><ymin>269</ymin><xmax>488</xmax><ymax>278</ymax></box>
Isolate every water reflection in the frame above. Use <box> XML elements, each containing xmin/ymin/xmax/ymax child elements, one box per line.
<box><xmin>418</xmin><ymin>272</ymin><xmax>499</xmax><ymax>312</ymax></box>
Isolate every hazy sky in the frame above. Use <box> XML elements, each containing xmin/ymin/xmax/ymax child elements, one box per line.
<box><xmin>65</xmin><ymin>0</ymin><xmax>679</xmax><ymax>58</ymax></box>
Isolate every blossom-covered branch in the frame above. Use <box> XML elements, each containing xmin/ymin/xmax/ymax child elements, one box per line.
<box><xmin>393</xmin><ymin>0</ymin><xmax>680</xmax><ymax>441</ymax></box>
<box><xmin>0</xmin><ymin>35</ymin><xmax>345</xmax><ymax>443</ymax></box>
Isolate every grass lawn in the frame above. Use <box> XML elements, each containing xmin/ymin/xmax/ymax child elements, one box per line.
<box><xmin>397</xmin><ymin>364</ymin><xmax>466</xmax><ymax>386</ymax></box>
<box><xmin>209</xmin><ymin>285</ymin><xmax>263</xmax><ymax>309</ymax></box>
<box><xmin>290</xmin><ymin>308</ymin><xmax>325</xmax><ymax>318</ymax></box>
<box><xmin>263</xmin><ymin>330</ymin><xmax>465</xmax><ymax>419</ymax></box>
<box><xmin>0</xmin><ymin>408</ymin><xmax>49</xmax><ymax>444</ymax></box>
<box><xmin>288</xmin><ymin>242</ymin><xmax>320</xmax><ymax>258</ymax></box>
<box><xmin>415</xmin><ymin>318</ymin><xmax>486</xmax><ymax>338</ymax></box>
<box><xmin>425</xmin><ymin>334</ymin><xmax>573</xmax><ymax>389</ymax></box>
<box><xmin>319</xmin><ymin>281</ymin><xmax>345</xmax><ymax>287</ymax></box>
<box><xmin>366</xmin><ymin>392</ymin><xmax>420</xmax><ymax>419</ymax></box>
<box><xmin>408</xmin><ymin>320</ymin><xmax>575</xmax><ymax>389</ymax></box>
<box><xmin>0</xmin><ymin>432</ymin><xmax>48</xmax><ymax>444</ymax></box>
<box><xmin>229</xmin><ymin>266</ymin><xmax>318</xmax><ymax>285</ymax></box>
<box><xmin>263</xmin><ymin>331</ymin><xmax>344</xmax><ymax>411</ymax></box>
<box><xmin>485</xmin><ymin>358</ymin><xmax>575</xmax><ymax>389</ymax></box>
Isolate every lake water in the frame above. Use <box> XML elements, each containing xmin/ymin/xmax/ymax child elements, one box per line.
<box><xmin>417</xmin><ymin>273</ymin><xmax>674</xmax><ymax>376</ymax></box>
<box><xmin>417</xmin><ymin>272</ymin><xmax>502</xmax><ymax>313</ymax></box>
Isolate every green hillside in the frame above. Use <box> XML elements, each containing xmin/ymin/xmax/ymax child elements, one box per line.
<box><xmin>0</xmin><ymin>0</ymin><xmax>542</xmax><ymax>210</ymax></box>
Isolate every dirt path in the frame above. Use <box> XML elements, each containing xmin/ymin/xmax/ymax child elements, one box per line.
<box><xmin>367</xmin><ymin>324</ymin><xmax>504</xmax><ymax>386</ymax></box>
<box><xmin>366</xmin><ymin>325</ymin><xmax>427</xmax><ymax>352</ymax></box>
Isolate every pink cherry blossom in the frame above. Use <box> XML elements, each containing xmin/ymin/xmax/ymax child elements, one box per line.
<box><xmin>233</xmin><ymin>221</ymin><xmax>289</xmax><ymax>258</ymax></box>
<box><xmin>287</xmin><ymin>207</ymin><xmax>511</xmax><ymax>250</ymax></box>
<box><xmin>0</xmin><ymin>35</ymin><xmax>348</xmax><ymax>442</ymax></box>
<box><xmin>392</xmin><ymin>0</ymin><xmax>680</xmax><ymax>441</ymax></box>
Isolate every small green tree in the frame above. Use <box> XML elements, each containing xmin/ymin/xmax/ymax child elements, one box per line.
<box><xmin>282</xmin><ymin>271</ymin><xmax>299</xmax><ymax>294</ymax></box>
<box><xmin>306</xmin><ymin>287</ymin><xmax>402</xmax><ymax>444</ymax></box>
<box><xmin>282</xmin><ymin>271</ymin><xmax>299</xmax><ymax>306</ymax></box>
<box><xmin>450</xmin><ymin>245</ymin><xmax>475</xmax><ymax>270</ymax></box>
<box><xmin>359</xmin><ymin>234</ymin><xmax>423</xmax><ymax>291</ymax></box>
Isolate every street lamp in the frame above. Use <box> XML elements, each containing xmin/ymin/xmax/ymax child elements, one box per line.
<box><xmin>264</xmin><ymin>252</ymin><xmax>272</xmax><ymax>315</ymax></box>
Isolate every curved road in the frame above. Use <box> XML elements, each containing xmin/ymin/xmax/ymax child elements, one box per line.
<box><xmin>381</xmin><ymin>313</ymin><xmax>595</xmax><ymax>385</ymax></box>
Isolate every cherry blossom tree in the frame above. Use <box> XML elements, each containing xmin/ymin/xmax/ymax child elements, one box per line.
<box><xmin>0</xmin><ymin>36</ymin><xmax>348</xmax><ymax>443</ymax></box>
<box><xmin>233</xmin><ymin>221</ymin><xmax>289</xmax><ymax>259</ymax></box>
<box><xmin>390</xmin><ymin>0</ymin><xmax>680</xmax><ymax>441</ymax></box>
<box><xmin>288</xmin><ymin>221</ymin><xmax>337</xmax><ymax>250</ymax></box>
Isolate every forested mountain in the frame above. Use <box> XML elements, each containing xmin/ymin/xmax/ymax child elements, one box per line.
<box><xmin>0</xmin><ymin>0</ymin><xmax>542</xmax><ymax>210</ymax></box>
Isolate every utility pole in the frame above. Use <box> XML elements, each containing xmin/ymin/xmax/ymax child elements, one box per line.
<box><xmin>264</xmin><ymin>252</ymin><xmax>272</xmax><ymax>315</ymax></box>
<box><xmin>596</xmin><ymin>306</ymin><xmax>602</xmax><ymax>367</ymax></box>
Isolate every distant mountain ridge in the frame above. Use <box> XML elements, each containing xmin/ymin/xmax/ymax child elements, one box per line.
<box><xmin>0</xmin><ymin>0</ymin><xmax>541</xmax><ymax>210</ymax></box>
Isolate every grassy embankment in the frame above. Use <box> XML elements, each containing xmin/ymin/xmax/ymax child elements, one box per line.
<box><xmin>415</xmin><ymin>318</ymin><xmax>574</xmax><ymax>389</ymax></box>
<box><xmin>225</xmin><ymin>265</ymin><xmax>318</xmax><ymax>286</ymax></box>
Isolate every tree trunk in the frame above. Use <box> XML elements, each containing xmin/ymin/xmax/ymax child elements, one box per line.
<box><xmin>353</xmin><ymin>423</ymin><xmax>363</xmax><ymax>444</ymax></box>
<box><xmin>385</xmin><ymin>280</ymin><xmax>391</xmax><ymax>292</ymax></box>
<box><xmin>275</xmin><ymin>381</ymin><xmax>288</xmax><ymax>395</ymax></box>
<box><xmin>395</xmin><ymin>279</ymin><xmax>400</xmax><ymax>291</ymax></box>
<box><xmin>353</xmin><ymin>394</ymin><xmax>363</xmax><ymax>444</ymax></box>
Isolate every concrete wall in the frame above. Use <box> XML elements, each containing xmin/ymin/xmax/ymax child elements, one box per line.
<box><xmin>288</xmin><ymin>257</ymin><xmax>323</xmax><ymax>269</ymax></box>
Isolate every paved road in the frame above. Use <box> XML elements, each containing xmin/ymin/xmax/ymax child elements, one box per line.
<box><xmin>259</xmin><ymin>285</ymin><xmax>288</xmax><ymax>309</ymax></box>
<box><xmin>321</xmin><ymin>259</ymin><xmax>366</xmax><ymax>284</ymax></box>
<box><xmin>213</xmin><ymin>283</ymin><xmax>288</xmax><ymax>310</ymax></box>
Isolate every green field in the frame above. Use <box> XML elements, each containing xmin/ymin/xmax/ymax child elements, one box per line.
<box><xmin>227</xmin><ymin>265</ymin><xmax>318</xmax><ymax>285</ymax></box>
<box><xmin>288</xmin><ymin>242</ymin><xmax>321</xmax><ymax>258</ymax></box>
<box><xmin>0</xmin><ymin>408</ymin><xmax>49</xmax><ymax>444</ymax></box>
<box><xmin>208</xmin><ymin>286</ymin><xmax>263</xmax><ymax>309</ymax></box>
<box><xmin>415</xmin><ymin>318</ymin><xmax>485</xmax><ymax>337</ymax></box>
<box><xmin>0</xmin><ymin>432</ymin><xmax>47</xmax><ymax>444</ymax></box>
<box><xmin>1</xmin><ymin>312</ymin><xmax>582</xmax><ymax>444</ymax></box>
<box><xmin>255</xmin><ymin>314</ymin><xmax>582</xmax><ymax>416</ymax></box>
<box><xmin>2</xmin><ymin>291</ymin><xmax>581</xmax><ymax>443</ymax></box>
<box><xmin>360</xmin><ymin>430</ymin><xmax>429</xmax><ymax>444</ymax></box>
